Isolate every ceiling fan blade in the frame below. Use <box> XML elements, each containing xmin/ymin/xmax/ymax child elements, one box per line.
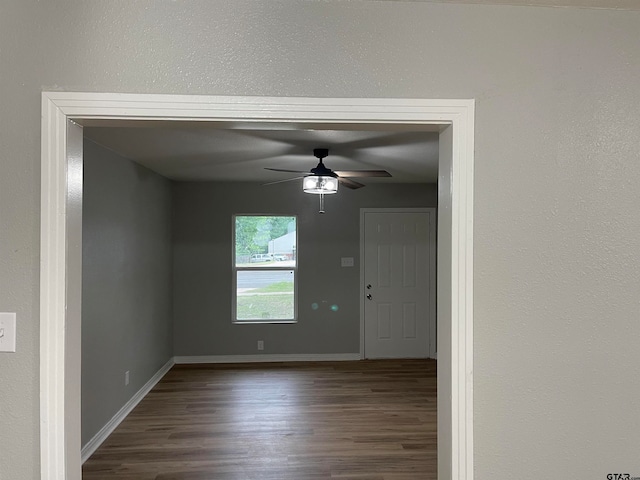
<box><xmin>334</xmin><ymin>170</ymin><xmax>392</xmax><ymax>178</ymax></box>
<box><xmin>265</xmin><ymin>167</ymin><xmax>309</xmax><ymax>174</ymax></box>
<box><xmin>262</xmin><ymin>176</ymin><xmax>306</xmax><ymax>186</ymax></box>
<box><xmin>337</xmin><ymin>177</ymin><xmax>366</xmax><ymax>189</ymax></box>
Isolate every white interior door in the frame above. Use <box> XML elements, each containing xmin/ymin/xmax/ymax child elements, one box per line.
<box><xmin>362</xmin><ymin>209</ymin><xmax>436</xmax><ymax>359</ymax></box>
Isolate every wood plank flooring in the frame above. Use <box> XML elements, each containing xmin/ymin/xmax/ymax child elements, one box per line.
<box><xmin>83</xmin><ymin>359</ymin><xmax>436</xmax><ymax>480</ymax></box>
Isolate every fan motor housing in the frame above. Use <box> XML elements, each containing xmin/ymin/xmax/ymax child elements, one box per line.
<box><xmin>313</xmin><ymin>148</ymin><xmax>329</xmax><ymax>159</ymax></box>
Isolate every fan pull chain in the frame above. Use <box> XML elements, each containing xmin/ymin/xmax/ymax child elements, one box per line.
<box><xmin>319</xmin><ymin>193</ymin><xmax>325</xmax><ymax>214</ymax></box>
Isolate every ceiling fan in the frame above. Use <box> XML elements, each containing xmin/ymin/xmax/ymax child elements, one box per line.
<box><xmin>263</xmin><ymin>148</ymin><xmax>392</xmax><ymax>191</ymax></box>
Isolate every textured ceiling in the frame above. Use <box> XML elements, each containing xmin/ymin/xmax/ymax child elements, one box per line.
<box><xmin>386</xmin><ymin>0</ymin><xmax>640</xmax><ymax>10</ymax></box>
<box><xmin>84</xmin><ymin>124</ymin><xmax>440</xmax><ymax>184</ymax></box>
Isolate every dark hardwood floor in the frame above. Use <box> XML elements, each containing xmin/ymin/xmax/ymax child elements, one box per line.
<box><xmin>83</xmin><ymin>359</ymin><xmax>437</xmax><ymax>480</ymax></box>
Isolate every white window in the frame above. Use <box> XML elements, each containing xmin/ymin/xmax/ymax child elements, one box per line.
<box><xmin>233</xmin><ymin>215</ymin><xmax>297</xmax><ymax>323</ymax></box>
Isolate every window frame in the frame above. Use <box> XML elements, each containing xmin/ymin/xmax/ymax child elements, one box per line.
<box><xmin>232</xmin><ymin>214</ymin><xmax>298</xmax><ymax>324</ymax></box>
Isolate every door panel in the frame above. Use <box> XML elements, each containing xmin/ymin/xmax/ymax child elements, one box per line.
<box><xmin>403</xmin><ymin>303</ymin><xmax>417</xmax><ymax>338</ymax></box>
<box><xmin>363</xmin><ymin>210</ymin><xmax>435</xmax><ymax>359</ymax></box>
<box><xmin>377</xmin><ymin>304</ymin><xmax>392</xmax><ymax>339</ymax></box>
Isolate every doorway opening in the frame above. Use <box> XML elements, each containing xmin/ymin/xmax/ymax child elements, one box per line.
<box><xmin>40</xmin><ymin>93</ymin><xmax>474</xmax><ymax>480</ymax></box>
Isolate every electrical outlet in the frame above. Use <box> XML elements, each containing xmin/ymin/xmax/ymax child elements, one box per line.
<box><xmin>125</xmin><ymin>371</ymin><xmax>130</xmax><ymax>386</ymax></box>
<box><xmin>257</xmin><ymin>340</ymin><xmax>264</xmax><ymax>351</ymax></box>
<box><xmin>0</xmin><ymin>313</ymin><xmax>16</xmax><ymax>353</ymax></box>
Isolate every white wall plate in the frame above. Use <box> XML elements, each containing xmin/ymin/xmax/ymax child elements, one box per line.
<box><xmin>0</xmin><ymin>312</ymin><xmax>17</xmax><ymax>352</ymax></box>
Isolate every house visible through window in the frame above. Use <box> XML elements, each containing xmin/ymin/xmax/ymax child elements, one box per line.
<box><xmin>233</xmin><ymin>215</ymin><xmax>297</xmax><ymax>322</ymax></box>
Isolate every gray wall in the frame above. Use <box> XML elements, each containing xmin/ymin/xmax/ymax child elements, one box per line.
<box><xmin>81</xmin><ymin>139</ymin><xmax>173</xmax><ymax>446</ymax></box>
<box><xmin>2</xmin><ymin>1</ymin><xmax>640</xmax><ymax>478</ymax></box>
<box><xmin>173</xmin><ymin>181</ymin><xmax>436</xmax><ymax>356</ymax></box>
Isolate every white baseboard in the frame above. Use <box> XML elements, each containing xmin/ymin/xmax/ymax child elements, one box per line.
<box><xmin>173</xmin><ymin>353</ymin><xmax>361</xmax><ymax>364</ymax></box>
<box><xmin>81</xmin><ymin>357</ymin><xmax>175</xmax><ymax>464</ymax></box>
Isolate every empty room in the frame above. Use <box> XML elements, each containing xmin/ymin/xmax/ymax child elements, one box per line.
<box><xmin>4</xmin><ymin>2</ymin><xmax>640</xmax><ymax>480</ymax></box>
<box><xmin>79</xmin><ymin>125</ymin><xmax>439</xmax><ymax>479</ymax></box>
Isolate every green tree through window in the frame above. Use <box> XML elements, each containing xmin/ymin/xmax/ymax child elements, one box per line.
<box><xmin>233</xmin><ymin>215</ymin><xmax>297</xmax><ymax>322</ymax></box>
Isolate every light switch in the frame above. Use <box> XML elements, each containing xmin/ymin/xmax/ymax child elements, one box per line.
<box><xmin>341</xmin><ymin>257</ymin><xmax>355</xmax><ymax>267</ymax></box>
<box><xmin>0</xmin><ymin>312</ymin><xmax>16</xmax><ymax>353</ymax></box>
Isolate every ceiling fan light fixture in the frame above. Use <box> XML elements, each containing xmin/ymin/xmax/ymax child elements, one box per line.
<box><xmin>303</xmin><ymin>176</ymin><xmax>338</xmax><ymax>194</ymax></box>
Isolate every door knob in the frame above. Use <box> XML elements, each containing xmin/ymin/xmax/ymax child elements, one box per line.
<box><xmin>366</xmin><ymin>284</ymin><xmax>372</xmax><ymax>289</ymax></box>
<box><xmin>366</xmin><ymin>294</ymin><xmax>372</xmax><ymax>300</ymax></box>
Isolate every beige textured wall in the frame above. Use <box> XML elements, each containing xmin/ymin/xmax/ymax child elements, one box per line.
<box><xmin>1</xmin><ymin>1</ymin><xmax>639</xmax><ymax>478</ymax></box>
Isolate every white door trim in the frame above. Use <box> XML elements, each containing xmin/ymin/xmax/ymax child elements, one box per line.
<box><xmin>40</xmin><ymin>92</ymin><xmax>474</xmax><ymax>480</ymax></box>
<box><xmin>359</xmin><ymin>207</ymin><xmax>437</xmax><ymax>359</ymax></box>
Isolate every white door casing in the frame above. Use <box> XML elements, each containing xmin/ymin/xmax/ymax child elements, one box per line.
<box><xmin>362</xmin><ymin>209</ymin><xmax>436</xmax><ymax>359</ymax></box>
<box><xmin>40</xmin><ymin>93</ymin><xmax>474</xmax><ymax>480</ymax></box>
